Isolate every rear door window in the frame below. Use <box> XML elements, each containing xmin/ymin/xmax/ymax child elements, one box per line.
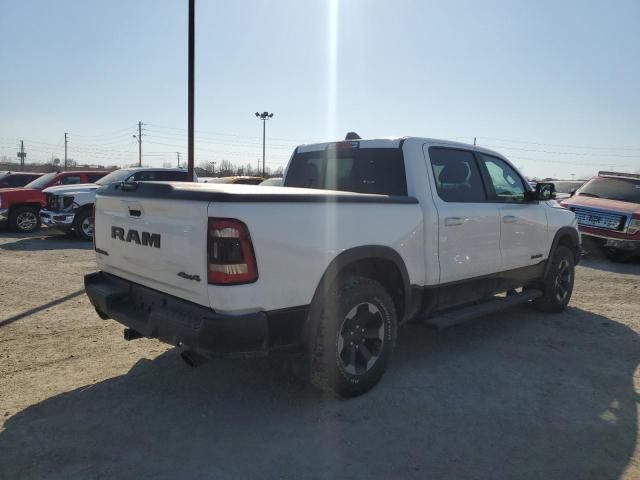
<box><xmin>284</xmin><ymin>147</ymin><xmax>407</xmax><ymax>196</ymax></box>
<box><xmin>428</xmin><ymin>147</ymin><xmax>486</xmax><ymax>202</ymax></box>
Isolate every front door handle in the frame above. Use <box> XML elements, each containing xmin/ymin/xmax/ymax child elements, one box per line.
<box><xmin>444</xmin><ymin>217</ymin><xmax>465</xmax><ymax>226</ymax></box>
<box><xmin>503</xmin><ymin>215</ymin><xmax>518</xmax><ymax>224</ymax></box>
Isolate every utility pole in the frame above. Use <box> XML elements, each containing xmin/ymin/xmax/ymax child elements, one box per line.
<box><xmin>132</xmin><ymin>121</ymin><xmax>144</xmax><ymax>167</ymax></box>
<box><xmin>473</xmin><ymin>136</ymin><xmax>477</xmax><ymax>146</ymax></box>
<box><xmin>64</xmin><ymin>132</ymin><xmax>68</xmax><ymax>169</ymax></box>
<box><xmin>209</xmin><ymin>161</ymin><xmax>216</xmax><ymax>177</ymax></box>
<box><xmin>177</xmin><ymin>152</ymin><xmax>180</xmax><ymax>168</ymax></box>
<box><xmin>17</xmin><ymin>141</ymin><xmax>26</xmax><ymax>170</ymax></box>
<box><xmin>254</xmin><ymin>111</ymin><xmax>274</xmax><ymax>177</ymax></box>
<box><xmin>187</xmin><ymin>0</ymin><xmax>195</xmax><ymax>181</ymax></box>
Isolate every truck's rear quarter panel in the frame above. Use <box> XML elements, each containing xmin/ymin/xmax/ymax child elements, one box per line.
<box><xmin>207</xmin><ymin>199</ymin><xmax>424</xmax><ymax>313</ymax></box>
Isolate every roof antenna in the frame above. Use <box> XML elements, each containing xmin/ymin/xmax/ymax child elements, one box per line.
<box><xmin>345</xmin><ymin>131</ymin><xmax>361</xmax><ymax>140</ymax></box>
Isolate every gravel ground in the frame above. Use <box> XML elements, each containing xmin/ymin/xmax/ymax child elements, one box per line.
<box><xmin>0</xmin><ymin>229</ymin><xmax>639</xmax><ymax>480</ymax></box>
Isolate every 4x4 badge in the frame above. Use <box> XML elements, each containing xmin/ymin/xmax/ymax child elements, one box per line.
<box><xmin>177</xmin><ymin>272</ymin><xmax>201</xmax><ymax>282</ymax></box>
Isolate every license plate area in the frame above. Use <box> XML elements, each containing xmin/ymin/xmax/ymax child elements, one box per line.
<box><xmin>572</xmin><ymin>208</ymin><xmax>626</xmax><ymax>231</ymax></box>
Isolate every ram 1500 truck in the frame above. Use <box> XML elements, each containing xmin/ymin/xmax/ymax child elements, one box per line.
<box><xmin>41</xmin><ymin>167</ymin><xmax>196</xmax><ymax>241</ymax></box>
<box><xmin>0</xmin><ymin>170</ymin><xmax>109</xmax><ymax>233</ymax></box>
<box><xmin>84</xmin><ymin>137</ymin><xmax>580</xmax><ymax>397</ymax></box>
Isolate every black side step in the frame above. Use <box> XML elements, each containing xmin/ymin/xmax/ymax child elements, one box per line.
<box><xmin>426</xmin><ymin>289</ymin><xmax>543</xmax><ymax>329</ymax></box>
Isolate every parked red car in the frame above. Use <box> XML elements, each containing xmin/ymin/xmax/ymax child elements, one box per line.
<box><xmin>0</xmin><ymin>170</ymin><xmax>109</xmax><ymax>233</ymax></box>
<box><xmin>560</xmin><ymin>171</ymin><xmax>640</xmax><ymax>258</ymax></box>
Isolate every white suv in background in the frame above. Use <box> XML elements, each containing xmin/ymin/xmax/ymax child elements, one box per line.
<box><xmin>40</xmin><ymin>167</ymin><xmax>196</xmax><ymax>240</ymax></box>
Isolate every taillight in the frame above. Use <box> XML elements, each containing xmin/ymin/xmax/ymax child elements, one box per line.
<box><xmin>207</xmin><ymin>218</ymin><xmax>258</xmax><ymax>285</ymax></box>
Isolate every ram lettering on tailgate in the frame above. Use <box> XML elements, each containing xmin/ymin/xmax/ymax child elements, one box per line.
<box><xmin>111</xmin><ymin>226</ymin><xmax>161</xmax><ymax>248</ymax></box>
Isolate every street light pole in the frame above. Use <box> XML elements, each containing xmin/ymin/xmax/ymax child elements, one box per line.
<box><xmin>187</xmin><ymin>0</ymin><xmax>195</xmax><ymax>181</ymax></box>
<box><xmin>255</xmin><ymin>111</ymin><xmax>274</xmax><ymax>177</ymax></box>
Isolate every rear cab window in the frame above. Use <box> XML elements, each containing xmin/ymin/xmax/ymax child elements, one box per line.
<box><xmin>4</xmin><ymin>175</ymin><xmax>31</xmax><ymax>187</ymax></box>
<box><xmin>284</xmin><ymin>145</ymin><xmax>407</xmax><ymax>196</ymax></box>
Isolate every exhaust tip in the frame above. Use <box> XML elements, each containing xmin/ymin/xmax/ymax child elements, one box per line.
<box><xmin>180</xmin><ymin>350</ymin><xmax>208</xmax><ymax>368</ymax></box>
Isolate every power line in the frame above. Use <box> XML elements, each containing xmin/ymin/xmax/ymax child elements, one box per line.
<box><xmin>64</xmin><ymin>132</ymin><xmax>68</xmax><ymax>169</ymax></box>
<box><xmin>17</xmin><ymin>140</ymin><xmax>26</xmax><ymax>170</ymax></box>
<box><xmin>146</xmin><ymin>122</ymin><xmax>311</xmax><ymax>144</ymax></box>
<box><xmin>481</xmin><ymin>143</ymin><xmax>640</xmax><ymax>159</ymax></box>
<box><xmin>478</xmin><ymin>136</ymin><xmax>640</xmax><ymax>152</ymax></box>
<box><xmin>132</xmin><ymin>121</ymin><xmax>145</xmax><ymax>167</ymax></box>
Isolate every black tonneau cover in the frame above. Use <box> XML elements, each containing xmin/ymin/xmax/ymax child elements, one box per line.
<box><xmin>97</xmin><ymin>182</ymin><xmax>418</xmax><ymax>204</ymax></box>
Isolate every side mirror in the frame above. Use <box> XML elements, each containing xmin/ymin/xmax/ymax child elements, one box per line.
<box><xmin>569</xmin><ymin>189</ymin><xmax>576</xmax><ymax>197</ymax></box>
<box><xmin>525</xmin><ymin>182</ymin><xmax>555</xmax><ymax>202</ymax></box>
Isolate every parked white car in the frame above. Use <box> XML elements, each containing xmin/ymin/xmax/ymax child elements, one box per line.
<box><xmin>41</xmin><ymin>167</ymin><xmax>196</xmax><ymax>240</ymax></box>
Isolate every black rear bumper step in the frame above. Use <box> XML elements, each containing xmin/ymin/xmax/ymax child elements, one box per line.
<box><xmin>426</xmin><ymin>289</ymin><xmax>543</xmax><ymax>329</ymax></box>
<box><xmin>84</xmin><ymin>272</ymin><xmax>270</xmax><ymax>357</ymax></box>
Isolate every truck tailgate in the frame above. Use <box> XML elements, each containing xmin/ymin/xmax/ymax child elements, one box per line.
<box><xmin>94</xmin><ymin>194</ymin><xmax>210</xmax><ymax>307</ymax></box>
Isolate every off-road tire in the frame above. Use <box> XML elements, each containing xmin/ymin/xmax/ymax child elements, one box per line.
<box><xmin>308</xmin><ymin>275</ymin><xmax>397</xmax><ymax>397</ymax></box>
<box><xmin>73</xmin><ymin>209</ymin><xmax>94</xmax><ymax>241</ymax></box>
<box><xmin>533</xmin><ymin>245</ymin><xmax>575</xmax><ymax>313</ymax></box>
<box><xmin>9</xmin><ymin>206</ymin><xmax>40</xmax><ymax>233</ymax></box>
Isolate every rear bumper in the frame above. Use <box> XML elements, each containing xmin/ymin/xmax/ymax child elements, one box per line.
<box><xmin>84</xmin><ymin>272</ymin><xmax>305</xmax><ymax>357</ymax></box>
<box><xmin>40</xmin><ymin>209</ymin><xmax>75</xmax><ymax>227</ymax></box>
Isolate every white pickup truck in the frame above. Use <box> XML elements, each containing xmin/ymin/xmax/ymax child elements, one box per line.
<box><xmin>41</xmin><ymin>168</ymin><xmax>194</xmax><ymax>240</ymax></box>
<box><xmin>84</xmin><ymin>137</ymin><xmax>580</xmax><ymax>397</ymax></box>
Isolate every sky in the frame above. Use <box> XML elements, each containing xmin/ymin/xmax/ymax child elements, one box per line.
<box><xmin>1</xmin><ymin>0</ymin><xmax>639</xmax><ymax>178</ymax></box>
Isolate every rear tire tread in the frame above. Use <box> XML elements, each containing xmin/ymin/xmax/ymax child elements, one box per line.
<box><xmin>308</xmin><ymin>275</ymin><xmax>397</xmax><ymax>398</ymax></box>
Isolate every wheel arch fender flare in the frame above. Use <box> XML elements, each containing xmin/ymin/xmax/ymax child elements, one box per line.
<box><xmin>75</xmin><ymin>203</ymin><xmax>95</xmax><ymax>214</ymax></box>
<box><xmin>545</xmin><ymin>226</ymin><xmax>580</xmax><ymax>277</ymax></box>
<box><xmin>10</xmin><ymin>202</ymin><xmax>42</xmax><ymax>212</ymax></box>
<box><xmin>307</xmin><ymin>245</ymin><xmax>412</xmax><ymax>329</ymax></box>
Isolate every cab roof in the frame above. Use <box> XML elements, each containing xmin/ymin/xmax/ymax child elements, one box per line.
<box><xmin>295</xmin><ymin>137</ymin><xmax>506</xmax><ymax>159</ymax></box>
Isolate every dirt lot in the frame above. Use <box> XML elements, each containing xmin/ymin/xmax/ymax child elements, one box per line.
<box><xmin>0</xmin><ymin>229</ymin><xmax>639</xmax><ymax>480</ymax></box>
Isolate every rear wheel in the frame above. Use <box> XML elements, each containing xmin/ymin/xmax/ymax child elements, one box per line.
<box><xmin>533</xmin><ymin>245</ymin><xmax>575</xmax><ymax>312</ymax></box>
<box><xmin>73</xmin><ymin>209</ymin><xmax>94</xmax><ymax>241</ymax></box>
<box><xmin>308</xmin><ymin>275</ymin><xmax>397</xmax><ymax>397</ymax></box>
<box><xmin>9</xmin><ymin>206</ymin><xmax>40</xmax><ymax>233</ymax></box>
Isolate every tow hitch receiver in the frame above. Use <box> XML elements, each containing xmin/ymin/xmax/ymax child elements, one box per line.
<box><xmin>123</xmin><ymin>328</ymin><xmax>144</xmax><ymax>341</ymax></box>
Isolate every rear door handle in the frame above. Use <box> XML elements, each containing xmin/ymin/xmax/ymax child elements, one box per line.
<box><xmin>503</xmin><ymin>215</ymin><xmax>518</xmax><ymax>224</ymax></box>
<box><xmin>444</xmin><ymin>217</ymin><xmax>465</xmax><ymax>226</ymax></box>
